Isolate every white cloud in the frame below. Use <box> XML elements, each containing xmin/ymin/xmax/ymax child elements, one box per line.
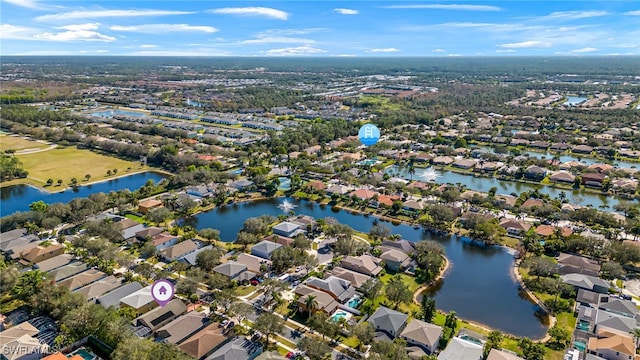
<box><xmin>623</xmin><ymin>10</ymin><xmax>640</xmax><ymax>15</ymax></box>
<box><xmin>335</xmin><ymin>54</ymin><xmax>356</xmax><ymax>57</ymax></box>
<box><xmin>536</xmin><ymin>10</ymin><xmax>608</xmax><ymax>21</ymax></box>
<box><xmin>571</xmin><ymin>47</ymin><xmax>599</xmax><ymax>53</ymax></box>
<box><xmin>37</xmin><ymin>9</ymin><xmax>193</xmax><ymax>21</ymax></box>
<box><xmin>140</xmin><ymin>44</ymin><xmax>158</xmax><ymax>48</ymax></box>
<box><xmin>111</xmin><ymin>24</ymin><xmax>218</xmax><ymax>34</ymax></box>
<box><xmin>384</xmin><ymin>4</ymin><xmax>501</xmax><ymax>11</ymax></box>
<box><xmin>208</xmin><ymin>7</ymin><xmax>289</xmax><ymax>20</ymax></box>
<box><xmin>334</xmin><ymin>8</ymin><xmax>358</xmax><ymax>15</ymax></box>
<box><xmin>264</xmin><ymin>45</ymin><xmax>326</xmax><ymax>56</ymax></box>
<box><xmin>3</xmin><ymin>0</ymin><xmax>42</xmax><ymax>9</ymax></box>
<box><xmin>432</xmin><ymin>48</ymin><xmax>445</xmax><ymax>52</ymax></box>
<box><xmin>96</xmin><ymin>49</ymin><xmax>108</xmax><ymax>53</ymax></box>
<box><xmin>0</xmin><ymin>24</ymin><xmax>38</xmax><ymax>40</ymax></box>
<box><xmin>241</xmin><ymin>36</ymin><xmax>316</xmax><ymax>45</ymax></box>
<box><xmin>447</xmin><ymin>53</ymin><xmax>463</xmax><ymax>56</ymax></box>
<box><xmin>128</xmin><ymin>50</ymin><xmax>232</xmax><ymax>56</ymax></box>
<box><xmin>499</xmin><ymin>40</ymin><xmax>552</xmax><ymax>48</ymax></box>
<box><xmin>34</xmin><ymin>29</ymin><xmax>116</xmax><ymax>42</ymax></box>
<box><xmin>496</xmin><ymin>49</ymin><xmax>517</xmax><ymax>53</ymax></box>
<box><xmin>58</xmin><ymin>23</ymin><xmax>100</xmax><ymax>31</ymax></box>
<box><xmin>367</xmin><ymin>48</ymin><xmax>400</xmax><ymax>53</ymax></box>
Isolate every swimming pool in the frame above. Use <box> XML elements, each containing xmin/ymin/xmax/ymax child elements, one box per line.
<box><xmin>330</xmin><ymin>310</ymin><xmax>351</xmax><ymax>322</ymax></box>
<box><xmin>346</xmin><ymin>296</ymin><xmax>361</xmax><ymax>308</ymax></box>
<box><xmin>69</xmin><ymin>348</ymin><xmax>98</xmax><ymax>360</ymax></box>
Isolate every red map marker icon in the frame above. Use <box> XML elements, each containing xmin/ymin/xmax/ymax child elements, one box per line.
<box><xmin>151</xmin><ymin>279</ymin><xmax>174</xmax><ymax>307</ymax></box>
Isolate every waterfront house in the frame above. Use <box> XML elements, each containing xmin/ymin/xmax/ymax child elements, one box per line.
<box><xmin>152</xmin><ymin>233</ymin><xmax>179</xmax><ymax>251</ymax></box>
<box><xmin>378</xmin><ymin>247</ymin><xmax>412</xmax><ymax>272</ymax></box>
<box><xmin>557</xmin><ymin>253</ymin><xmax>601</xmax><ymax>277</ymax></box>
<box><xmin>402</xmin><ymin>200</ymin><xmax>424</xmax><ymax>212</ymax></box>
<box><xmin>487</xmin><ymin>349</ymin><xmax>525</xmax><ymax>360</ymax></box>
<box><xmin>549</xmin><ymin>170</ymin><xmax>576</xmax><ymax>184</ymax></box>
<box><xmin>272</xmin><ymin>222</ymin><xmax>303</xmax><ymax>238</ymax></box>
<box><xmin>399</xmin><ymin>319</ymin><xmax>442</xmax><ymax>354</ymax></box>
<box><xmin>498</xmin><ymin>219</ymin><xmax>532</xmax><ymax>237</ymax></box>
<box><xmin>369</xmin><ymin>306</ymin><xmax>408</xmax><ymax>338</ymax></box>
<box><xmin>573</xmin><ymin>145</ymin><xmax>594</xmax><ymax>154</ymax></box>
<box><xmin>561</xmin><ymin>274</ymin><xmax>609</xmax><ymax>293</ymax></box>
<box><xmin>587</xmin><ymin>331</ymin><xmax>636</xmax><ymax>360</ymax></box>
<box><xmin>438</xmin><ymin>336</ymin><xmax>483</xmax><ymax>360</ymax></box>
<box><xmin>524</xmin><ymin>165</ymin><xmax>547</xmax><ymax>180</ymax></box>
<box><xmin>582</xmin><ymin>173</ymin><xmax>607</xmax><ymax>188</ymax></box>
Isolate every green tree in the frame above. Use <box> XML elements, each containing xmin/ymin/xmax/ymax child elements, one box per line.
<box><xmin>444</xmin><ymin>311</ymin><xmax>458</xmax><ymax>330</ymax></box>
<box><xmin>297</xmin><ymin>337</ymin><xmax>331</xmax><ymax>360</ymax></box>
<box><xmin>482</xmin><ymin>330</ymin><xmax>503</xmax><ymax>359</ymax></box>
<box><xmin>421</xmin><ymin>295</ymin><xmax>436</xmax><ymax>323</ymax></box>
<box><xmin>198</xmin><ymin>228</ymin><xmax>220</xmax><ymax>242</ymax></box>
<box><xmin>29</xmin><ymin>200</ymin><xmax>48</xmax><ymax>213</ymax></box>
<box><xmin>84</xmin><ymin>173</ymin><xmax>91</xmax><ymax>181</ymax></box>
<box><xmin>12</xmin><ymin>270</ymin><xmax>47</xmax><ymax>300</ymax></box>
<box><xmin>147</xmin><ymin>207</ymin><xmax>172</xmax><ymax>225</ymax></box>
<box><xmin>195</xmin><ymin>248</ymin><xmax>223</xmax><ymax>272</ymax></box>
<box><xmin>519</xmin><ymin>337</ymin><xmax>545</xmax><ymax>360</ymax></box>
<box><xmin>253</xmin><ymin>312</ymin><xmax>284</xmax><ymax>345</ymax></box>
<box><xmin>303</xmin><ymin>294</ymin><xmax>318</xmax><ymax>319</ymax></box>
<box><xmin>547</xmin><ymin>326</ymin><xmax>570</xmax><ymax>350</ymax></box>
<box><xmin>352</xmin><ymin>322</ymin><xmax>375</xmax><ymax>348</ymax></box>
<box><xmin>385</xmin><ymin>274</ymin><xmax>412</xmax><ymax>309</ymax></box>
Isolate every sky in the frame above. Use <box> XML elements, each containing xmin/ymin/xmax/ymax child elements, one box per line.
<box><xmin>1</xmin><ymin>0</ymin><xmax>639</xmax><ymax>56</ymax></box>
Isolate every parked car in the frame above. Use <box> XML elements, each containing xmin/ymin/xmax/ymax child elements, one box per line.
<box><xmin>219</xmin><ymin>320</ymin><xmax>229</xmax><ymax>328</ymax></box>
<box><xmin>250</xmin><ymin>279</ymin><xmax>259</xmax><ymax>286</ymax></box>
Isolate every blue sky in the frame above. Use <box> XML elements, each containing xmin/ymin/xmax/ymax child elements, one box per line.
<box><xmin>1</xmin><ymin>0</ymin><xmax>638</xmax><ymax>56</ymax></box>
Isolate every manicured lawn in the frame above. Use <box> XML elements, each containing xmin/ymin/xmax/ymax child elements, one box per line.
<box><xmin>125</xmin><ymin>214</ymin><xmax>146</xmax><ymax>223</ymax></box>
<box><xmin>16</xmin><ymin>146</ymin><xmax>146</xmax><ymax>186</ymax></box>
<box><xmin>234</xmin><ymin>285</ymin><xmax>257</xmax><ymax>296</ymax></box>
<box><xmin>342</xmin><ymin>336</ymin><xmax>360</xmax><ymax>348</ymax></box>
<box><xmin>0</xmin><ymin>135</ymin><xmax>49</xmax><ymax>152</ymax></box>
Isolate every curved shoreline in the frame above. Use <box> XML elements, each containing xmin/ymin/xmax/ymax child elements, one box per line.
<box><xmin>512</xmin><ymin>259</ymin><xmax>556</xmax><ymax>342</ymax></box>
<box><xmin>0</xmin><ymin>169</ymin><xmax>172</xmax><ymax>193</ymax></box>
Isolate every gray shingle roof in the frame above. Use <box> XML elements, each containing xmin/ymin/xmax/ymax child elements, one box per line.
<box><xmin>47</xmin><ymin>261</ymin><xmax>89</xmax><ymax>282</ymax></box>
<box><xmin>304</xmin><ymin>276</ymin><xmax>356</xmax><ymax>303</ymax></box>
<box><xmin>156</xmin><ymin>312</ymin><xmax>210</xmax><ymax>344</ymax></box>
<box><xmin>74</xmin><ymin>275</ymin><xmax>123</xmax><ymax>301</ymax></box>
<box><xmin>133</xmin><ymin>299</ymin><xmax>187</xmax><ymax>331</ymax></box>
<box><xmin>213</xmin><ymin>261</ymin><xmax>248</xmax><ymax>278</ymax></box>
<box><xmin>32</xmin><ymin>253</ymin><xmax>75</xmax><ymax>272</ymax></box>
<box><xmin>180</xmin><ymin>245</ymin><xmax>214</xmax><ymax>266</ymax></box>
<box><xmin>400</xmin><ymin>319</ymin><xmax>442</xmax><ymax>348</ymax></box>
<box><xmin>96</xmin><ymin>282</ymin><xmax>143</xmax><ymax>308</ymax></box>
<box><xmin>120</xmin><ymin>285</ymin><xmax>154</xmax><ymax>309</ymax></box>
<box><xmin>369</xmin><ymin>306</ymin><xmax>408</xmax><ymax>336</ymax></box>
<box><xmin>438</xmin><ymin>337</ymin><xmax>483</xmax><ymax>360</ymax></box>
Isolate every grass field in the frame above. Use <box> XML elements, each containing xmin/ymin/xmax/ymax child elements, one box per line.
<box><xmin>15</xmin><ymin>146</ymin><xmax>145</xmax><ymax>187</ymax></box>
<box><xmin>0</xmin><ymin>135</ymin><xmax>49</xmax><ymax>152</ymax></box>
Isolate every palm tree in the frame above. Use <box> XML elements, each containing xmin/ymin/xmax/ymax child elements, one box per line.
<box><xmin>631</xmin><ymin>328</ymin><xmax>640</xmax><ymax>351</ymax></box>
<box><xmin>304</xmin><ymin>295</ymin><xmax>318</xmax><ymax>319</ymax></box>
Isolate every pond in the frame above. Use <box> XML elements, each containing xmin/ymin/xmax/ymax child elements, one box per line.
<box><xmin>563</xmin><ymin>96</ymin><xmax>588</xmax><ymax>106</ymax></box>
<box><xmin>0</xmin><ymin>172</ymin><xmax>168</xmax><ymax>216</ymax></box>
<box><xmin>186</xmin><ymin>197</ymin><xmax>548</xmax><ymax>338</ymax></box>
<box><xmin>386</xmin><ymin>165</ymin><xmax>627</xmax><ymax>210</ymax></box>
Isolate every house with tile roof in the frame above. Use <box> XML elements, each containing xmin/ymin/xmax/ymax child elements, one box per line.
<box><xmin>587</xmin><ymin>330</ymin><xmax>637</xmax><ymax>360</ymax></box>
<box><xmin>294</xmin><ymin>285</ymin><xmax>339</xmax><ymax>314</ymax></box>
<box><xmin>120</xmin><ymin>285</ymin><xmax>157</xmax><ymax>314</ymax></box>
<box><xmin>378</xmin><ymin>247</ymin><xmax>412</xmax><ymax>272</ymax></box>
<box><xmin>58</xmin><ymin>269</ymin><xmax>106</xmax><ymax>291</ymax></box>
<box><xmin>204</xmin><ymin>336</ymin><xmax>263</xmax><ymax>360</ymax></box>
<box><xmin>400</xmin><ymin>319</ymin><xmax>442</xmax><ymax>354</ymax></box>
<box><xmin>160</xmin><ymin>239</ymin><xmax>198</xmax><ymax>262</ymax></box>
<box><xmin>20</xmin><ymin>243</ymin><xmax>65</xmax><ymax>264</ymax></box>
<box><xmin>151</xmin><ymin>233</ymin><xmax>179</xmax><ymax>251</ymax></box>
<box><xmin>132</xmin><ymin>299</ymin><xmax>187</xmax><ymax>331</ymax></box>
<box><xmin>328</xmin><ymin>267</ymin><xmax>372</xmax><ymax>289</ymax></box>
<box><xmin>178</xmin><ymin>323</ymin><xmax>229</xmax><ymax>359</ymax></box>
<box><xmin>304</xmin><ymin>276</ymin><xmax>356</xmax><ymax>304</ymax></box>
<box><xmin>32</xmin><ymin>253</ymin><xmax>75</xmax><ymax>272</ymax></box>
<box><xmin>340</xmin><ymin>255</ymin><xmax>383</xmax><ymax>276</ymax></box>
<box><xmin>96</xmin><ymin>282</ymin><xmax>143</xmax><ymax>309</ymax></box>
<box><xmin>156</xmin><ymin>312</ymin><xmax>210</xmax><ymax>345</ymax></box>
<box><xmin>74</xmin><ymin>275</ymin><xmax>123</xmax><ymax>302</ymax></box>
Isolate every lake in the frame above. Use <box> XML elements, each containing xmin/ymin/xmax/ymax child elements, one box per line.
<box><xmin>91</xmin><ymin>109</ymin><xmax>148</xmax><ymax>118</ymax></box>
<box><xmin>0</xmin><ymin>172</ymin><xmax>167</xmax><ymax>216</ymax></box>
<box><xmin>387</xmin><ymin>165</ymin><xmax>627</xmax><ymax>210</ymax></box>
<box><xmin>187</xmin><ymin>198</ymin><xmax>548</xmax><ymax>338</ymax></box>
